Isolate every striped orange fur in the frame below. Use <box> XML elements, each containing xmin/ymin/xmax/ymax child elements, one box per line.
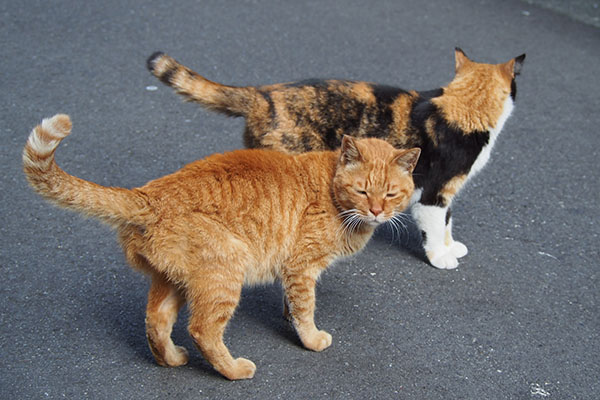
<box><xmin>23</xmin><ymin>115</ymin><xmax>419</xmax><ymax>380</ymax></box>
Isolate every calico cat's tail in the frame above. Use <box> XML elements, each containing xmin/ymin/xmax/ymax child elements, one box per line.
<box><xmin>23</xmin><ymin>115</ymin><xmax>152</xmax><ymax>227</ymax></box>
<box><xmin>147</xmin><ymin>52</ymin><xmax>257</xmax><ymax>117</ymax></box>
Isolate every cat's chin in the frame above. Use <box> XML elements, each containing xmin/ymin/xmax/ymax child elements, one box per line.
<box><xmin>347</xmin><ymin>214</ymin><xmax>380</xmax><ymax>228</ymax></box>
<box><xmin>366</xmin><ymin>217</ymin><xmax>387</xmax><ymax>227</ymax></box>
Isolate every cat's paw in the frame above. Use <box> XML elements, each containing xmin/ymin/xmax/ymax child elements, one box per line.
<box><xmin>165</xmin><ymin>345</ymin><xmax>189</xmax><ymax>367</ymax></box>
<box><xmin>147</xmin><ymin>335</ymin><xmax>189</xmax><ymax>367</ymax></box>
<box><xmin>302</xmin><ymin>330</ymin><xmax>333</xmax><ymax>352</ymax></box>
<box><xmin>427</xmin><ymin>250</ymin><xmax>459</xmax><ymax>270</ymax></box>
<box><xmin>223</xmin><ymin>358</ymin><xmax>256</xmax><ymax>380</ymax></box>
<box><xmin>449</xmin><ymin>241</ymin><xmax>468</xmax><ymax>259</ymax></box>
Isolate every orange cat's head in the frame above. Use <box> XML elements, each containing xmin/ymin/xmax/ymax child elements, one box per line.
<box><xmin>333</xmin><ymin>136</ymin><xmax>420</xmax><ymax>228</ymax></box>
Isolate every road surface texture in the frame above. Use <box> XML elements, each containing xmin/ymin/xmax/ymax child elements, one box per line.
<box><xmin>1</xmin><ymin>0</ymin><xmax>598</xmax><ymax>398</ymax></box>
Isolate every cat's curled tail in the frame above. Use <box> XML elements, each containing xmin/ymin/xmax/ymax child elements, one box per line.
<box><xmin>23</xmin><ymin>114</ymin><xmax>153</xmax><ymax>227</ymax></box>
<box><xmin>147</xmin><ymin>52</ymin><xmax>257</xmax><ymax>117</ymax></box>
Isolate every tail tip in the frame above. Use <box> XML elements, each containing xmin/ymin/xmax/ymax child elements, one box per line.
<box><xmin>24</xmin><ymin>114</ymin><xmax>71</xmax><ymax>164</ymax></box>
<box><xmin>41</xmin><ymin>114</ymin><xmax>72</xmax><ymax>139</ymax></box>
<box><xmin>147</xmin><ymin>51</ymin><xmax>166</xmax><ymax>73</ymax></box>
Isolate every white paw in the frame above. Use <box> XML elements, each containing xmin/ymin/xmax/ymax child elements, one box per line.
<box><xmin>428</xmin><ymin>249</ymin><xmax>459</xmax><ymax>270</ymax></box>
<box><xmin>449</xmin><ymin>241</ymin><xmax>468</xmax><ymax>259</ymax></box>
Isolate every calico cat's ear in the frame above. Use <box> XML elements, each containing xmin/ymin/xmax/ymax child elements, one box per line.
<box><xmin>454</xmin><ymin>47</ymin><xmax>470</xmax><ymax>72</ymax></box>
<box><xmin>513</xmin><ymin>53</ymin><xmax>526</xmax><ymax>76</ymax></box>
<box><xmin>393</xmin><ymin>148</ymin><xmax>421</xmax><ymax>173</ymax></box>
<box><xmin>340</xmin><ymin>135</ymin><xmax>363</xmax><ymax>165</ymax></box>
<box><xmin>501</xmin><ymin>53</ymin><xmax>526</xmax><ymax>78</ymax></box>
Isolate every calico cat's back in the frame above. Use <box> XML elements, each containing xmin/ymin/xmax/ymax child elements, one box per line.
<box><xmin>250</xmin><ymin>80</ymin><xmax>419</xmax><ymax>151</ymax></box>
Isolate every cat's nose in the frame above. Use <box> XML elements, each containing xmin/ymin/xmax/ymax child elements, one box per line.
<box><xmin>370</xmin><ymin>206</ymin><xmax>383</xmax><ymax>216</ymax></box>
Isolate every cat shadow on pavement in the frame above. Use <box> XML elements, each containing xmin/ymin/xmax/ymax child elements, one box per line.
<box><xmin>373</xmin><ymin>214</ymin><xmax>428</xmax><ymax>263</ymax></box>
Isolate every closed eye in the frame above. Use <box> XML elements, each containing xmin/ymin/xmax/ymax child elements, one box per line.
<box><xmin>356</xmin><ymin>189</ymin><xmax>367</xmax><ymax>196</ymax></box>
<box><xmin>386</xmin><ymin>192</ymin><xmax>398</xmax><ymax>198</ymax></box>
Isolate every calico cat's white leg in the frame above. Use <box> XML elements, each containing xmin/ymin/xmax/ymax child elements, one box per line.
<box><xmin>444</xmin><ymin>213</ymin><xmax>468</xmax><ymax>259</ymax></box>
<box><xmin>411</xmin><ymin>203</ymin><xmax>460</xmax><ymax>269</ymax></box>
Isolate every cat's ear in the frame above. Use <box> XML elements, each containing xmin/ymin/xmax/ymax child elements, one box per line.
<box><xmin>513</xmin><ymin>53</ymin><xmax>526</xmax><ymax>76</ymax></box>
<box><xmin>393</xmin><ymin>148</ymin><xmax>421</xmax><ymax>173</ymax></box>
<box><xmin>340</xmin><ymin>135</ymin><xmax>363</xmax><ymax>165</ymax></box>
<box><xmin>454</xmin><ymin>47</ymin><xmax>470</xmax><ymax>72</ymax></box>
<box><xmin>501</xmin><ymin>54</ymin><xmax>526</xmax><ymax>78</ymax></box>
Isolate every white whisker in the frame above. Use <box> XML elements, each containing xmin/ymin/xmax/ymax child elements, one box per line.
<box><xmin>388</xmin><ymin>217</ymin><xmax>401</xmax><ymax>243</ymax></box>
<box><xmin>378</xmin><ymin>212</ymin><xmax>409</xmax><ymax>245</ymax></box>
<box><xmin>336</xmin><ymin>209</ymin><xmax>366</xmax><ymax>241</ymax></box>
<box><xmin>385</xmin><ymin>217</ymin><xmax>396</xmax><ymax>243</ymax></box>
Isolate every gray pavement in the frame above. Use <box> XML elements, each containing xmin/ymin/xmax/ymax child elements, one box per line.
<box><xmin>1</xmin><ymin>1</ymin><xmax>598</xmax><ymax>399</ymax></box>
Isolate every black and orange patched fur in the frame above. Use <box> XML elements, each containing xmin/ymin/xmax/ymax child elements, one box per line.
<box><xmin>147</xmin><ymin>48</ymin><xmax>525</xmax><ymax>269</ymax></box>
<box><xmin>23</xmin><ymin>115</ymin><xmax>419</xmax><ymax>380</ymax></box>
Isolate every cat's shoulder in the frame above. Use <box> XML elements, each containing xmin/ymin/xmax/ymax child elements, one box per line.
<box><xmin>410</xmin><ymin>88</ymin><xmax>444</xmax><ymax>120</ymax></box>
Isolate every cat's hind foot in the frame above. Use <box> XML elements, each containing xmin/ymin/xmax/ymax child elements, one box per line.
<box><xmin>220</xmin><ymin>358</ymin><xmax>256</xmax><ymax>380</ymax></box>
<box><xmin>147</xmin><ymin>334</ymin><xmax>189</xmax><ymax>367</ymax></box>
<box><xmin>164</xmin><ymin>345</ymin><xmax>189</xmax><ymax>367</ymax></box>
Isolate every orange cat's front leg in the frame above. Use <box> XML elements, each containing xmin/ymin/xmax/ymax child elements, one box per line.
<box><xmin>282</xmin><ymin>268</ymin><xmax>332</xmax><ymax>352</ymax></box>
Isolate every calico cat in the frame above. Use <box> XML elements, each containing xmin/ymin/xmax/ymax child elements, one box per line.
<box><xmin>23</xmin><ymin>114</ymin><xmax>420</xmax><ymax>380</ymax></box>
<box><xmin>147</xmin><ymin>48</ymin><xmax>525</xmax><ymax>269</ymax></box>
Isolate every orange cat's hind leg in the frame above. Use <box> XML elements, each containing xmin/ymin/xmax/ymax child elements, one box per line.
<box><xmin>118</xmin><ymin>227</ymin><xmax>189</xmax><ymax>367</ymax></box>
<box><xmin>145</xmin><ymin>272</ymin><xmax>189</xmax><ymax>367</ymax></box>
<box><xmin>186</xmin><ymin>273</ymin><xmax>256</xmax><ymax>380</ymax></box>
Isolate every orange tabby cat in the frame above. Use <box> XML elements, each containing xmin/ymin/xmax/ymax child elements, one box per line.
<box><xmin>23</xmin><ymin>114</ymin><xmax>420</xmax><ymax>380</ymax></box>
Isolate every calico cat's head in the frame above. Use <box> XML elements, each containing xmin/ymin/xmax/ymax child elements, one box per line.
<box><xmin>453</xmin><ymin>48</ymin><xmax>526</xmax><ymax>101</ymax></box>
<box><xmin>333</xmin><ymin>136</ymin><xmax>420</xmax><ymax>227</ymax></box>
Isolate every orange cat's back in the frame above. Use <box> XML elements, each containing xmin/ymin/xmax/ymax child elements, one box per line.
<box><xmin>142</xmin><ymin>148</ymin><xmax>336</xmax><ymax>221</ymax></box>
<box><xmin>135</xmin><ymin>148</ymin><xmax>339</xmax><ymax>284</ymax></box>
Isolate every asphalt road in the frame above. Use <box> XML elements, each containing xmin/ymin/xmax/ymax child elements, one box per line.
<box><xmin>1</xmin><ymin>1</ymin><xmax>598</xmax><ymax>399</ymax></box>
